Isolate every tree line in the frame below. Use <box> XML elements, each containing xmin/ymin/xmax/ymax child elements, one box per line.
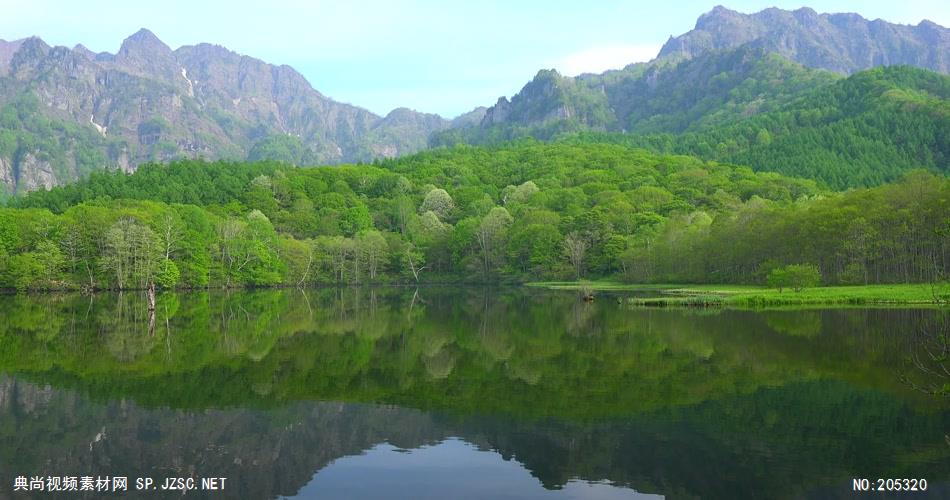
<box><xmin>1</xmin><ymin>142</ymin><xmax>947</xmax><ymax>290</ymax></box>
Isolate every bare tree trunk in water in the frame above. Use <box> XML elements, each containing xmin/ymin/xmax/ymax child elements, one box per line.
<box><xmin>147</xmin><ymin>281</ymin><xmax>157</xmax><ymax>337</ymax></box>
<box><xmin>298</xmin><ymin>250</ymin><xmax>313</xmax><ymax>288</ymax></box>
<box><xmin>408</xmin><ymin>288</ymin><xmax>419</xmax><ymax>317</ymax></box>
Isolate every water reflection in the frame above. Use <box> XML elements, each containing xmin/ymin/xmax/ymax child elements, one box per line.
<box><xmin>0</xmin><ymin>288</ymin><xmax>948</xmax><ymax>498</ymax></box>
<box><xmin>294</xmin><ymin>439</ymin><xmax>659</xmax><ymax>500</ymax></box>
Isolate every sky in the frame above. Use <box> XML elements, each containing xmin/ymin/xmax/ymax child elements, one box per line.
<box><xmin>1</xmin><ymin>1</ymin><xmax>947</xmax><ymax>117</ymax></box>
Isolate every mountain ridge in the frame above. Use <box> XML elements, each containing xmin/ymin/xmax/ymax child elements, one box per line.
<box><xmin>0</xmin><ymin>29</ymin><xmax>452</xmax><ymax>195</ymax></box>
<box><xmin>433</xmin><ymin>44</ymin><xmax>840</xmax><ymax>146</ymax></box>
<box><xmin>3</xmin><ymin>5</ymin><xmax>950</xmax><ymax>197</ymax></box>
<box><xmin>429</xmin><ymin>5</ymin><xmax>949</xmax><ymax>188</ymax></box>
<box><xmin>470</xmin><ymin>5</ymin><xmax>949</xmax><ymax>137</ymax></box>
<box><xmin>658</xmin><ymin>5</ymin><xmax>950</xmax><ymax>74</ymax></box>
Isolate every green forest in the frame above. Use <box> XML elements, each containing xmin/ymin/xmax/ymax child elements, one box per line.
<box><xmin>1</xmin><ymin>141</ymin><xmax>948</xmax><ymax>291</ymax></box>
<box><xmin>577</xmin><ymin>66</ymin><xmax>950</xmax><ymax>189</ymax></box>
<box><xmin>439</xmin><ymin>66</ymin><xmax>950</xmax><ymax>189</ymax></box>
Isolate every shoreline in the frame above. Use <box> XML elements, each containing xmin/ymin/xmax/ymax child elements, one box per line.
<box><xmin>3</xmin><ymin>281</ymin><xmax>949</xmax><ymax>307</ymax></box>
<box><xmin>0</xmin><ymin>282</ymin><xmax>524</xmax><ymax>296</ymax></box>
<box><xmin>527</xmin><ymin>281</ymin><xmax>950</xmax><ymax>307</ymax></box>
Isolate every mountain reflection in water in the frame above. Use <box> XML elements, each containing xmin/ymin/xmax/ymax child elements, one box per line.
<box><xmin>293</xmin><ymin>438</ymin><xmax>659</xmax><ymax>500</ymax></box>
<box><xmin>0</xmin><ymin>287</ymin><xmax>948</xmax><ymax>499</ymax></box>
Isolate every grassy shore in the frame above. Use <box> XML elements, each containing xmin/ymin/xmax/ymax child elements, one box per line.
<box><xmin>527</xmin><ymin>281</ymin><xmax>950</xmax><ymax>306</ymax></box>
<box><xmin>527</xmin><ymin>281</ymin><xmax>678</xmax><ymax>291</ymax></box>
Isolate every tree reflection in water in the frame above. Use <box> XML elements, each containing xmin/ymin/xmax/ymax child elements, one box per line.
<box><xmin>0</xmin><ymin>288</ymin><xmax>948</xmax><ymax>498</ymax></box>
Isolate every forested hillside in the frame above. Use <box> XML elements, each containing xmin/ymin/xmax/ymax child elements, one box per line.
<box><xmin>574</xmin><ymin>66</ymin><xmax>950</xmax><ymax>188</ymax></box>
<box><xmin>2</xmin><ymin>142</ymin><xmax>947</xmax><ymax>290</ymax></box>
<box><xmin>442</xmin><ymin>64</ymin><xmax>949</xmax><ymax>189</ymax></box>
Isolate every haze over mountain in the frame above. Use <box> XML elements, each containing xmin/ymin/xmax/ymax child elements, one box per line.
<box><xmin>0</xmin><ymin>29</ymin><xmax>450</xmax><ymax>195</ymax></box>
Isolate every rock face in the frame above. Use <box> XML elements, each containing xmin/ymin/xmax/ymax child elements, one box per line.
<box><xmin>658</xmin><ymin>5</ymin><xmax>950</xmax><ymax>74</ymax></box>
<box><xmin>366</xmin><ymin>107</ymin><xmax>454</xmax><ymax>157</ymax></box>
<box><xmin>15</xmin><ymin>153</ymin><xmax>58</xmax><ymax>191</ymax></box>
<box><xmin>0</xmin><ymin>157</ymin><xmax>13</xmax><ymax>189</ymax></box>
<box><xmin>450</xmin><ymin>106</ymin><xmax>488</xmax><ymax>128</ymax></box>
<box><xmin>0</xmin><ymin>38</ymin><xmax>25</xmax><ymax>76</ymax></box>
<box><xmin>485</xmin><ymin>70</ymin><xmax>576</xmax><ymax>125</ymax></box>
<box><xmin>0</xmin><ymin>30</ymin><xmax>452</xmax><ymax>196</ymax></box>
<box><xmin>474</xmin><ymin>68</ymin><xmax>613</xmax><ymax>133</ymax></box>
<box><xmin>482</xmin><ymin>98</ymin><xmax>512</xmax><ymax>126</ymax></box>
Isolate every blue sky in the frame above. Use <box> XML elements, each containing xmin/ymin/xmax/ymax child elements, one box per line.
<box><xmin>1</xmin><ymin>1</ymin><xmax>947</xmax><ymax>117</ymax></box>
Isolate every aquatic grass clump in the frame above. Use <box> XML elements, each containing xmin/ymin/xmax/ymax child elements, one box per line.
<box><xmin>627</xmin><ymin>295</ymin><xmax>725</xmax><ymax>307</ymax></box>
<box><xmin>729</xmin><ymin>295</ymin><xmax>872</xmax><ymax>307</ymax></box>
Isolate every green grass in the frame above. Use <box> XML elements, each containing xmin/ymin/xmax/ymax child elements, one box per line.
<box><xmin>527</xmin><ymin>281</ymin><xmax>950</xmax><ymax>306</ymax></box>
<box><xmin>526</xmin><ymin>281</ymin><xmax>679</xmax><ymax>291</ymax></box>
<box><xmin>677</xmin><ymin>283</ymin><xmax>950</xmax><ymax>306</ymax></box>
<box><xmin>626</xmin><ymin>295</ymin><xmax>726</xmax><ymax>307</ymax></box>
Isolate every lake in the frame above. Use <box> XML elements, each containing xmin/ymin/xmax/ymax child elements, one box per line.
<box><xmin>0</xmin><ymin>287</ymin><xmax>948</xmax><ymax>498</ymax></box>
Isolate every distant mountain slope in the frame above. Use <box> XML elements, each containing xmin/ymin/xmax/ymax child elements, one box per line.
<box><xmin>432</xmin><ymin>45</ymin><xmax>838</xmax><ymax>145</ymax></box>
<box><xmin>3</xmin><ymin>5</ymin><xmax>949</xmax><ymax>197</ymax></box>
<box><xmin>444</xmin><ymin>6</ymin><xmax>949</xmax><ymax>146</ymax></box>
<box><xmin>570</xmin><ymin>66</ymin><xmax>950</xmax><ymax>188</ymax></box>
<box><xmin>434</xmin><ymin>6</ymin><xmax>950</xmax><ymax>189</ymax></box>
<box><xmin>659</xmin><ymin>5</ymin><xmax>950</xmax><ymax>74</ymax></box>
<box><xmin>0</xmin><ymin>29</ymin><xmax>450</xmax><ymax>196</ymax></box>
<box><xmin>0</xmin><ymin>39</ymin><xmax>24</xmax><ymax>75</ymax></box>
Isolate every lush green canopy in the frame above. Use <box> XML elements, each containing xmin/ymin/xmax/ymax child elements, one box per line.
<box><xmin>1</xmin><ymin>140</ymin><xmax>947</xmax><ymax>290</ymax></box>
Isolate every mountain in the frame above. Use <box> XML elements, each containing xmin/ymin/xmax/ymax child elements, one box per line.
<box><xmin>448</xmin><ymin>6</ymin><xmax>949</xmax><ymax>143</ymax></box>
<box><xmin>0</xmin><ymin>29</ymin><xmax>451</xmax><ymax>196</ymax></box>
<box><xmin>433</xmin><ymin>6</ymin><xmax>949</xmax><ymax>188</ymax></box>
<box><xmin>659</xmin><ymin>6</ymin><xmax>950</xmax><ymax>74</ymax></box>
<box><xmin>432</xmin><ymin>45</ymin><xmax>839</xmax><ymax>145</ymax></box>
<box><xmin>4</xmin><ymin>6</ymin><xmax>950</xmax><ymax>197</ymax></box>
<box><xmin>0</xmin><ymin>39</ymin><xmax>24</xmax><ymax>76</ymax></box>
<box><xmin>575</xmin><ymin>65</ymin><xmax>950</xmax><ymax>189</ymax></box>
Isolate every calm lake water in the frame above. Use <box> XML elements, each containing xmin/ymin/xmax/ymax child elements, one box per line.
<box><xmin>0</xmin><ymin>287</ymin><xmax>948</xmax><ymax>499</ymax></box>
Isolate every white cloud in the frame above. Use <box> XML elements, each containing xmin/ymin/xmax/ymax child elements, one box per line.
<box><xmin>554</xmin><ymin>44</ymin><xmax>663</xmax><ymax>76</ymax></box>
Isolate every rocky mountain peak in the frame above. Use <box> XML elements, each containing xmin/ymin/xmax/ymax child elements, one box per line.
<box><xmin>450</xmin><ymin>107</ymin><xmax>487</xmax><ymax>128</ymax></box>
<box><xmin>0</xmin><ymin>38</ymin><xmax>26</xmax><ymax>76</ymax></box>
<box><xmin>793</xmin><ymin>7</ymin><xmax>820</xmax><ymax>25</ymax></box>
<box><xmin>72</xmin><ymin>44</ymin><xmax>96</xmax><ymax>60</ymax></box>
<box><xmin>517</xmin><ymin>70</ymin><xmax>566</xmax><ymax>98</ymax></box>
<box><xmin>0</xmin><ymin>28</ymin><xmax>455</xmax><ymax>195</ymax></box>
<box><xmin>481</xmin><ymin>97</ymin><xmax>512</xmax><ymax>126</ymax></box>
<box><xmin>9</xmin><ymin>37</ymin><xmax>51</xmax><ymax>75</ymax></box>
<box><xmin>383</xmin><ymin>107</ymin><xmax>420</xmax><ymax>121</ymax></box>
<box><xmin>13</xmin><ymin>37</ymin><xmax>50</xmax><ymax>57</ymax></box>
<box><xmin>114</xmin><ymin>28</ymin><xmax>184</xmax><ymax>85</ymax></box>
<box><xmin>660</xmin><ymin>6</ymin><xmax>950</xmax><ymax>74</ymax></box>
<box><xmin>695</xmin><ymin>5</ymin><xmax>744</xmax><ymax>29</ymax></box>
<box><xmin>118</xmin><ymin>28</ymin><xmax>171</xmax><ymax>57</ymax></box>
<box><xmin>379</xmin><ymin>107</ymin><xmax>448</xmax><ymax>129</ymax></box>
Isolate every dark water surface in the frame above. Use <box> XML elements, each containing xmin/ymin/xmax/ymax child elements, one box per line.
<box><xmin>0</xmin><ymin>288</ymin><xmax>948</xmax><ymax>499</ymax></box>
